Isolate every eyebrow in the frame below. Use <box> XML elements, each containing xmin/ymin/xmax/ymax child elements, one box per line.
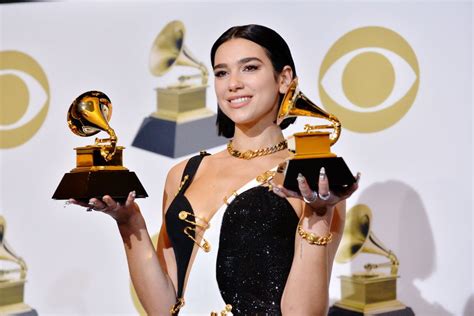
<box><xmin>213</xmin><ymin>57</ymin><xmax>264</xmax><ymax>70</ymax></box>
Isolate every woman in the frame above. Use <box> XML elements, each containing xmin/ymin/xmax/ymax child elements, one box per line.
<box><xmin>78</xmin><ymin>24</ymin><xmax>359</xmax><ymax>315</ymax></box>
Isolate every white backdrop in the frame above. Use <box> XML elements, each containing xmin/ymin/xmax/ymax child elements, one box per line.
<box><xmin>0</xmin><ymin>1</ymin><xmax>472</xmax><ymax>315</ymax></box>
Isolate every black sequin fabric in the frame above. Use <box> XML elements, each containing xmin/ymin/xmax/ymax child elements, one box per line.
<box><xmin>217</xmin><ymin>186</ymin><xmax>299</xmax><ymax>315</ymax></box>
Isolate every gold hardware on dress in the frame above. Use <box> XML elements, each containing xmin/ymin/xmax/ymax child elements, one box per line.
<box><xmin>183</xmin><ymin>227</ymin><xmax>211</xmax><ymax>252</ymax></box>
<box><xmin>211</xmin><ymin>304</ymin><xmax>233</xmax><ymax>316</ymax></box>
<box><xmin>179</xmin><ymin>211</ymin><xmax>210</xmax><ymax>229</ymax></box>
<box><xmin>170</xmin><ymin>297</ymin><xmax>185</xmax><ymax>314</ymax></box>
<box><xmin>227</xmin><ymin>139</ymin><xmax>287</xmax><ymax>160</ymax></box>
<box><xmin>175</xmin><ymin>175</ymin><xmax>189</xmax><ymax>196</ymax></box>
<box><xmin>223</xmin><ymin>191</ymin><xmax>238</xmax><ymax>205</ymax></box>
<box><xmin>178</xmin><ymin>210</ymin><xmax>211</xmax><ymax>252</ymax></box>
<box><xmin>256</xmin><ymin>170</ymin><xmax>277</xmax><ymax>191</ymax></box>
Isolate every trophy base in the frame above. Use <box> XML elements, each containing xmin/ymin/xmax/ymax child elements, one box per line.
<box><xmin>132</xmin><ymin>114</ymin><xmax>226</xmax><ymax>158</ymax></box>
<box><xmin>328</xmin><ymin>274</ymin><xmax>413</xmax><ymax>316</ymax></box>
<box><xmin>0</xmin><ymin>280</ymin><xmax>36</xmax><ymax>315</ymax></box>
<box><xmin>282</xmin><ymin>157</ymin><xmax>355</xmax><ymax>192</ymax></box>
<box><xmin>0</xmin><ymin>304</ymin><xmax>37</xmax><ymax>316</ymax></box>
<box><xmin>52</xmin><ymin>170</ymin><xmax>148</xmax><ymax>202</ymax></box>
<box><xmin>328</xmin><ymin>305</ymin><xmax>414</xmax><ymax>316</ymax></box>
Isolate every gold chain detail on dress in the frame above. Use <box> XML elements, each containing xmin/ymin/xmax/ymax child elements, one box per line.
<box><xmin>227</xmin><ymin>139</ymin><xmax>287</xmax><ymax>160</ymax></box>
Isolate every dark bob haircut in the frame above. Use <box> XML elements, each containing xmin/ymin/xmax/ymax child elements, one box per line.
<box><xmin>210</xmin><ymin>24</ymin><xmax>297</xmax><ymax>138</ymax></box>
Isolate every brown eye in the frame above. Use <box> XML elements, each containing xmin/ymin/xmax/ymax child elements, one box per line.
<box><xmin>243</xmin><ymin>64</ymin><xmax>259</xmax><ymax>72</ymax></box>
<box><xmin>214</xmin><ymin>70</ymin><xmax>228</xmax><ymax>78</ymax></box>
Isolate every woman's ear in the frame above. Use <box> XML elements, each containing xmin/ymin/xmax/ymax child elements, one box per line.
<box><xmin>278</xmin><ymin>66</ymin><xmax>294</xmax><ymax>94</ymax></box>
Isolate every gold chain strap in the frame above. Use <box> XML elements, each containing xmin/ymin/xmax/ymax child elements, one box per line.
<box><xmin>227</xmin><ymin>139</ymin><xmax>287</xmax><ymax>160</ymax></box>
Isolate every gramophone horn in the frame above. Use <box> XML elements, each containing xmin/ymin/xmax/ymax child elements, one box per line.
<box><xmin>67</xmin><ymin>91</ymin><xmax>117</xmax><ymax>161</ymax></box>
<box><xmin>149</xmin><ymin>20</ymin><xmax>208</xmax><ymax>85</ymax></box>
<box><xmin>277</xmin><ymin>78</ymin><xmax>341</xmax><ymax>144</ymax></box>
<box><xmin>335</xmin><ymin>204</ymin><xmax>399</xmax><ymax>275</ymax></box>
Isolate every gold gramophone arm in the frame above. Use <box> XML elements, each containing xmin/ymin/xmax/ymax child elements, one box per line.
<box><xmin>0</xmin><ymin>241</ymin><xmax>28</xmax><ymax>280</ymax></box>
<box><xmin>178</xmin><ymin>66</ymin><xmax>209</xmax><ymax>86</ymax></box>
<box><xmin>94</xmin><ymin>127</ymin><xmax>118</xmax><ymax>161</ymax></box>
<box><xmin>18</xmin><ymin>256</ymin><xmax>27</xmax><ymax>279</ymax></box>
<box><xmin>292</xmin><ymin>88</ymin><xmax>341</xmax><ymax>145</ymax></box>
<box><xmin>199</xmin><ymin>63</ymin><xmax>208</xmax><ymax>85</ymax></box>
<box><xmin>330</xmin><ymin>117</ymin><xmax>342</xmax><ymax>145</ymax></box>
<box><xmin>364</xmin><ymin>250</ymin><xmax>399</xmax><ymax>275</ymax></box>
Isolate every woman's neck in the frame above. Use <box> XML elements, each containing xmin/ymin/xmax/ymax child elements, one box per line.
<box><xmin>231</xmin><ymin>123</ymin><xmax>285</xmax><ymax>151</ymax></box>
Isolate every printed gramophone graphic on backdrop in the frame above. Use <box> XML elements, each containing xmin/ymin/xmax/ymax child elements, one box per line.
<box><xmin>276</xmin><ymin>78</ymin><xmax>355</xmax><ymax>192</ymax></box>
<box><xmin>0</xmin><ymin>216</ymin><xmax>36</xmax><ymax>315</ymax></box>
<box><xmin>329</xmin><ymin>204</ymin><xmax>414</xmax><ymax>316</ymax></box>
<box><xmin>52</xmin><ymin>91</ymin><xmax>147</xmax><ymax>202</ymax></box>
<box><xmin>132</xmin><ymin>20</ymin><xmax>226</xmax><ymax>158</ymax></box>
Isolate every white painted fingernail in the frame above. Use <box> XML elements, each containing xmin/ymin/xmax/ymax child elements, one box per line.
<box><xmin>273</xmin><ymin>187</ymin><xmax>281</xmax><ymax>193</ymax></box>
<box><xmin>297</xmin><ymin>173</ymin><xmax>305</xmax><ymax>182</ymax></box>
<box><xmin>319</xmin><ymin>167</ymin><xmax>326</xmax><ymax>180</ymax></box>
<box><xmin>131</xmin><ymin>191</ymin><xmax>136</xmax><ymax>198</ymax></box>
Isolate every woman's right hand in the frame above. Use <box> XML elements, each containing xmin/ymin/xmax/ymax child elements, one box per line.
<box><xmin>69</xmin><ymin>191</ymin><xmax>141</xmax><ymax>226</ymax></box>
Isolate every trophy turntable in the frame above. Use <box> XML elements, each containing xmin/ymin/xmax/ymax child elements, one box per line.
<box><xmin>277</xmin><ymin>78</ymin><xmax>355</xmax><ymax>192</ymax></box>
<box><xmin>329</xmin><ymin>204</ymin><xmax>414</xmax><ymax>315</ymax></box>
<box><xmin>132</xmin><ymin>20</ymin><xmax>226</xmax><ymax>158</ymax></box>
<box><xmin>52</xmin><ymin>91</ymin><xmax>148</xmax><ymax>202</ymax></box>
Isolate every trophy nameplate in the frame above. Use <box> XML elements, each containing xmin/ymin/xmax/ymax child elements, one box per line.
<box><xmin>52</xmin><ymin>91</ymin><xmax>148</xmax><ymax>203</ymax></box>
<box><xmin>277</xmin><ymin>78</ymin><xmax>355</xmax><ymax>193</ymax></box>
<box><xmin>132</xmin><ymin>20</ymin><xmax>225</xmax><ymax>158</ymax></box>
<box><xmin>329</xmin><ymin>205</ymin><xmax>414</xmax><ymax>316</ymax></box>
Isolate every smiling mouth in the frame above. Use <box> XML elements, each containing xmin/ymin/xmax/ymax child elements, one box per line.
<box><xmin>229</xmin><ymin>96</ymin><xmax>252</xmax><ymax>106</ymax></box>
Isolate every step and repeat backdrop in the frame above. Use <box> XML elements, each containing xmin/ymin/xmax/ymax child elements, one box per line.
<box><xmin>0</xmin><ymin>1</ymin><xmax>472</xmax><ymax>315</ymax></box>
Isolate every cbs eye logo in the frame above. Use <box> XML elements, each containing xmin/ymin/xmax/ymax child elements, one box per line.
<box><xmin>0</xmin><ymin>51</ymin><xmax>50</xmax><ymax>148</ymax></box>
<box><xmin>319</xmin><ymin>26</ymin><xmax>419</xmax><ymax>133</ymax></box>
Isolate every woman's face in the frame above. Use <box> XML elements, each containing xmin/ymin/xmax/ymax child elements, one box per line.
<box><xmin>213</xmin><ymin>38</ymin><xmax>291</xmax><ymax>129</ymax></box>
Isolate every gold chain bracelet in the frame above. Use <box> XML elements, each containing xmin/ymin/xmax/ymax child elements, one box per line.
<box><xmin>297</xmin><ymin>225</ymin><xmax>333</xmax><ymax>246</ymax></box>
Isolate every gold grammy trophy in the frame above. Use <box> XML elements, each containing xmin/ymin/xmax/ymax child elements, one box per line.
<box><xmin>277</xmin><ymin>78</ymin><xmax>355</xmax><ymax>192</ymax></box>
<box><xmin>52</xmin><ymin>91</ymin><xmax>148</xmax><ymax>202</ymax></box>
<box><xmin>132</xmin><ymin>20</ymin><xmax>226</xmax><ymax>158</ymax></box>
<box><xmin>0</xmin><ymin>216</ymin><xmax>35</xmax><ymax>315</ymax></box>
<box><xmin>329</xmin><ymin>204</ymin><xmax>414</xmax><ymax>315</ymax></box>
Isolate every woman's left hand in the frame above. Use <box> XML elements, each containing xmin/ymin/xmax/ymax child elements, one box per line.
<box><xmin>272</xmin><ymin>167</ymin><xmax>360</xmax><ymax>215</ymax></box>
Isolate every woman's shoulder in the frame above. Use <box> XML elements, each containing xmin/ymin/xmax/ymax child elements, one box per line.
<box><xmin>165</xmin><ymin>158</ymin><xmax>190</xmax><ymax>193</ymax></box>
<box><xmin>164</xmin><ymin>151</ymin><xmax>221</xmax><ymax>194</ymax></box>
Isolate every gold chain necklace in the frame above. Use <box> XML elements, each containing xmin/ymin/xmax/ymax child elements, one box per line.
<box><xmin>227</xmin><ymin>139</ymin><xmax>288</xmax><ymax>160</ymax></box>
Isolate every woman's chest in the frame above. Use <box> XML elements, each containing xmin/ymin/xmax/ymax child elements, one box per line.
<box><xmin>183</xmin><ymin>165</ymin><xmax>267</xmax><ymax>219</ymax></box>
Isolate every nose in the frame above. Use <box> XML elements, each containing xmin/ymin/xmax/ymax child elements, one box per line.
<box><xmin>228</xmin><ymin>73</ymin><xmax>244</xmax><ymax>92</ymax></box>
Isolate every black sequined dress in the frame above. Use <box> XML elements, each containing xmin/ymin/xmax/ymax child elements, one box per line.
<box><xmin>166</xmin><ymin>153</ymin><xmax>299</xmax><ymax>315</ymax></box>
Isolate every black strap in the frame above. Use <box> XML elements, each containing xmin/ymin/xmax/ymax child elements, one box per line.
<box><xmin>179</xmin><ymin>151</ymin><xmax>209</xmax><ymax>194</ymax></box>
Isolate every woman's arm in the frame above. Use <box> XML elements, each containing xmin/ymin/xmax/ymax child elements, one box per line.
<box><xmin>85</xmin><ymin>162</ymin><xmax>187</xmax><ymax>315</ymax></box>
<box><xmin>281</xmin><ymin>201</ymin><xmax>344</xmax><ymax>316</ymax></box>
<box><xmin>117</xmin><ymin>204</ymin><xmax>176</xmax><ymax>315</ymax></box>
<box><xmin>278</xmin><ymin>170</ymin><xmax>359</xmax><ymax>316</ymax></box>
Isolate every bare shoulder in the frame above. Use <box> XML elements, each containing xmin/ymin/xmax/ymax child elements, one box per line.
<box><xmin>164</xmin><ymin>158</ymin><xmax>189</xmax><ymax>196</ymax></box>
<box><xmin>161</xmin><ymin>158</ymin><xmax>190</xmax><ymax>215</ymax></box>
